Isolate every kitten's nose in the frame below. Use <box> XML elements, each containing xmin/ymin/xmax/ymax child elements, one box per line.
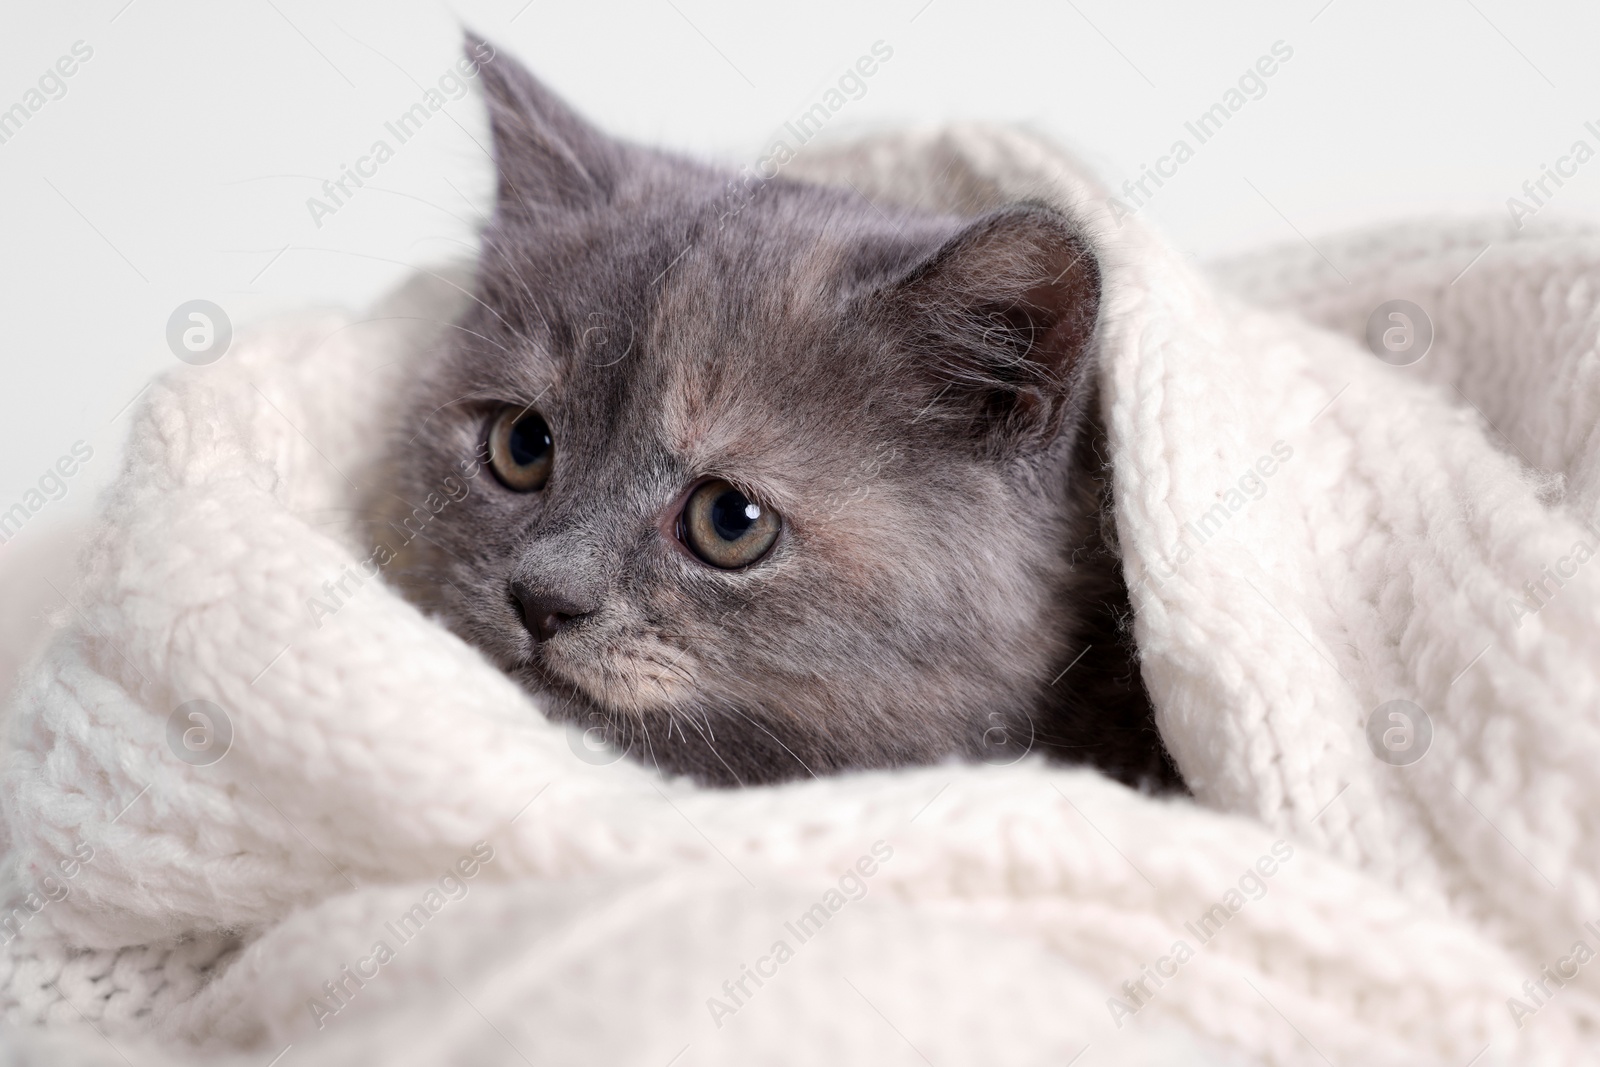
<box><xmin>509</xmin><ymin>580</ymin><xmax>591</xmax><ymax>642</ymax></box>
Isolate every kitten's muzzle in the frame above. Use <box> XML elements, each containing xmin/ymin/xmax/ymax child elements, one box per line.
<box><xmin>509</xmin><ymin>579</ymin><xmax>592</xmax><ymax>643</ymax></box>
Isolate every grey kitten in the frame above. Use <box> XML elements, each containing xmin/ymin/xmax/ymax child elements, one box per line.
<box><xmin>384</xmin><ymin>38</ymin><xmax>1181</xmax><ymax>791</ymax></box>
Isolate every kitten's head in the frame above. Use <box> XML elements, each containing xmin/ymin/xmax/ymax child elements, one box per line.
<box><xmin>390</xmin><ymin>39</ymin><xmax>1106</xmax><ymax>785</ymax></box>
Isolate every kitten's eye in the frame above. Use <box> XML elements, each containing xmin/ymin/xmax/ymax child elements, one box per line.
<box><xmin>680</xmin><ymin>479</ymin><xmax>780</xmax><ymax>569</ymax></box>
<box><xmin>487</xmin><ymin>406</ymin><xmax>554</xmax><ymax>491</ymax></box>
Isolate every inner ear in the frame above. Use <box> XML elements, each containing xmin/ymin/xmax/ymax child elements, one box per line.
<box><xmin>885</xmin><ymin>205</ymin><xmax>1102</xmax><ymax>450</ymax></box>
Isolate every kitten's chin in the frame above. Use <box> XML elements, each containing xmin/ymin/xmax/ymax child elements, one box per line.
<box><xmin>527</xmin><ymin>639</ymin><xmax>696</xmax><ymax>718</ymax></box>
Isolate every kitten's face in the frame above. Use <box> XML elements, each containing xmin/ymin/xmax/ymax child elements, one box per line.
<box><xmin>389</xmin><ymin>40</ymin><xmax>1104</xmax><ymax>785</ymax></box>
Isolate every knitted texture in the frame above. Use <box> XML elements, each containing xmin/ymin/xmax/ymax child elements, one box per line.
<box><xmin>2</xmin><ymin>125</ymin><xmax>1597</xmax><ymax>1066</ymax></box>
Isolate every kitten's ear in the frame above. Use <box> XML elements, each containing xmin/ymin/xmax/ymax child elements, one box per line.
<box><xmin>887</xmin><ymin>205</ymin><xmax>1101</xmax><ymax>452</ymax></box>
<box><xmin>467</xmin><ymin>34</ymin><xmax>620</xmax><ymax>214</ymax></box>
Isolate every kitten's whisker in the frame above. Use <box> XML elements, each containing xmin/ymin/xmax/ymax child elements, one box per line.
<box><xmin>387</xmin><ymin>572</ymin><xmax>462</xmax><ymax>590</ymax></box>
<box><xmin>296</xmin><ymin>315</ymin><xmax>459</xmax><ymax>362</ymax></box>
<box><xmin>481</xmin><ymin>236</ymin><xmax>540</xmax><ymax>301</ymax></box>
<box><xmin>358</xmin><ymin>184</ymin><xmax>482</xmax><ymax>230</ymax></box>
<box><xmin>678</xmin><ymin>710</ymin><xmax>744</xmax><ymax>787</ymax></box>
<box><xmin>419</xmin><ymin>317</ymin><xmax>517</xmax><ymax>356</ymax></box>
<box><xmin>408</xmin><ymin>388</ymin><xmax>497</xmax><ymax>444</ymax></box>
<box><xmin>635</xmin><ymin>711</ymin><xmax>661</xmax><ymax>771</ymax></box>
<box><xmin>478</xmin><ymin>233</ymin><xmax>554</xmax><ymax>338</ymax></box>
<box><xmin>287</xmin><ymin>247</ymin><xmax>529</xmax><ymax>346</ymax></box>
<box><xmin>508</xmin><ymin>386</ymin><xmax>554</xmax><ymax>428</ymax></box>
<box><xmin>405</xmin><ymin>527</ymin><xmax>481</xmax><ymax>571</ymax></box>
<box><xmin>638</xmin><ymin>649</ymin><xmax>696</xmax><ymax>690</ymax></box>
<box><xmin>721</xmin><ymin>703</ymin><xmax>819</xmax><ymax>781</ymax></box>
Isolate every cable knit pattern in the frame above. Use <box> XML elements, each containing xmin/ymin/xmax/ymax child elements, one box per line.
<box><xmin>2</xmin><ymin>125</ymin><xmax>1598</xmax><ymax>1066</ymax></box>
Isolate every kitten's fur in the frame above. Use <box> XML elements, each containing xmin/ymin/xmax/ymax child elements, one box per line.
<box><xmin>385</xmin><ymin>38</ymin><xmax>1182</xmax><ymax>791</ymax></box>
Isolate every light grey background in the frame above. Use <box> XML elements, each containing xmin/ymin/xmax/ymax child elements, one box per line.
<box><xmin>2</xmin><ymin>0</ymin><xmax>1597</xmax><ymax>546</ymax></box>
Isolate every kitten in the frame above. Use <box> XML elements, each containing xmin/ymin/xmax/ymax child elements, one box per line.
<box><xmin>383</xmin><ymin>37</ymin><xmax>1182</xmax><ymax>791</ymax></box>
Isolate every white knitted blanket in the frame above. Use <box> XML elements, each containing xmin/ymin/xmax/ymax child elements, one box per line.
<box><xmin>4</xmin><ymin>125</ymin><xmax>1600</xmax><ymax>1067</ymax></box>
